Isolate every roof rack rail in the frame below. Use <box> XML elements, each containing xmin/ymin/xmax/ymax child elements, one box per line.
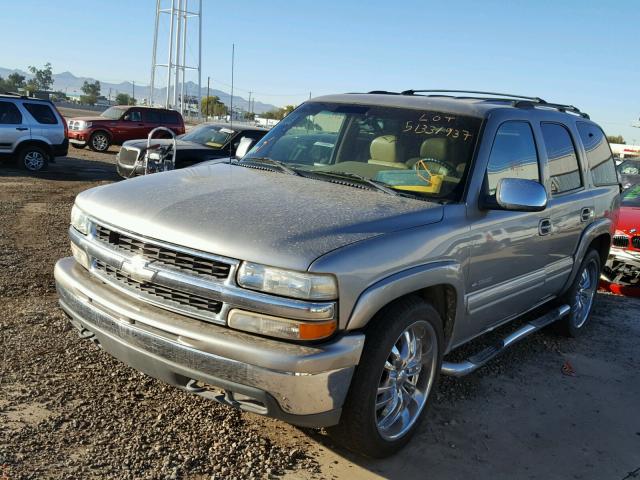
<box><xmin>366</xmin><ymin>90</ymin><xmax>400</xmax><ymax>95</ymax></box>
<box><xmin>513</xmin><ymin>100</ymin><xmax>590</xmax><ymax>119</ymax></box>
<box><xmin>400</xmin><ymin>89</ymin><xmax>545</xmax><ymax>102</ymax></box>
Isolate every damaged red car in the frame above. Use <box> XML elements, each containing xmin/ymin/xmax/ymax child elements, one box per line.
<box><xmin>603</xmin><ymin>183</ymin><xmax>640</xmax><ymax>287</ymax></box>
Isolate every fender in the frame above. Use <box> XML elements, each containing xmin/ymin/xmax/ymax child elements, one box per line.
<box><xmin>346</xmin><ymin>260</ymin><xmax>465</xmax><ymax>338</ymax></box>
<box><xmin>561</xmin><ymin>217</ymin><xmax>612</xmax><ymax>295</ymax></box>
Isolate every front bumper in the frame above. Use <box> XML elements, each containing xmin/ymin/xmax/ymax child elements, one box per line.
<box><xmin>68</xmin><ymin>131</ymin><xmax>89</xmax><ymax>146</ymax></box>
<box><xmin>54</xmin><ymin>257</ymin><xmax>364</xmax><ymax>427</ymax></box>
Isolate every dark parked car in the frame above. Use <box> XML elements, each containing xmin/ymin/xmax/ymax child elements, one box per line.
<box><xmin>67</xmin><ymin>106</ymin><xmax>185</xmax><ymax>152</ymax></box>
<box><xmin>617</xmin><ymin>158</ymin><xmax>640</xmax><ymax>190</ymax></box>
<box><xmin>115</xmin><ymin>123</ymin><xmax>268</xmax><ymax>178</ymax></box>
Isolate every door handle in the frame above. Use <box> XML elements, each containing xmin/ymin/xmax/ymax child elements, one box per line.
<box><xmin>16</xmin><ymin>127</ymin><xmax>28</xmax><ymax>131</ymax></box>
<box><xmin>538</xmin><ymin>218</ymin><xmax>552</xmax><ymax>236</ymax></box>
<box><xmin>580</xmin><ymin>207</ymin><xmax>592</xmax><ymax>222</ymax></box>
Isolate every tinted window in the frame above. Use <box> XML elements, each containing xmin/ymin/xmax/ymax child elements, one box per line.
<box><xmin>143</xmin><ymin>109</ymin><xmax>161</xmax><ymax>123</ymax></box>
<box><xmin>541</xmin><ymin>123</ymin><xmax>582</xmax><ymax>194</ymax></box>
<box><xmin>618</xmin><ymin>160</ymin><xmax>640</xmax><ymax>176</ymax></box>
<box><xmin>23</xmin><ymin>102</ymin><xmax>58</xmax><ymax>124</ymax></box>
<box><xmin>160</xmin><ymin>110</ymin><xmax>180</xmax><ymax>124</ymax></box>
<box><xmin>124</xmin><ymin>110</ymin><xmax>142</xmax><ymax>122</ymax></box>
<box><xmin>577</xmin><ymin>122</ymin><xmax>618</xmax><ymax>186</ymax></box>
<box><xmin>0</xmin><ymin>101</ymin><xmax>23</xmax><ymax>124</ymax></box>
<box><xmin>486</xmin><ymin>121</ymin><xmax>539</xmax><ymax>195</ymax></box>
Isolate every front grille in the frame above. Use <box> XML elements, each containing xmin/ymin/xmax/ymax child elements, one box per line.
<box><xmin>118</xmin><ymin>147</ymin><xmax>139</xmax><ymax>166</ymax></box>
<box><xmin>612</xmin><ymin>235</ymin><xmax>629</xmax><ymax>248</ymax></box>
<box><xmin>95</xmin><ymin>260</ymin><xmax>222</xmax><ymax>315</ymax></box>
<box><xmin>94</xmin><ymin>225</ymin><xmax>231</xmax><ymax>280</ymax></box>
<box><xmin>632</xmin><ymin>237</ymin><xmax>640</xmax><ymax>249</ymax></box>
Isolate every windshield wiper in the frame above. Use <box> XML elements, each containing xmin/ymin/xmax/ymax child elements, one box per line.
<box><xmin>240</xmin><ymin>156</ymin><xmax>301</xmax><ymax>176</ymax></box>
<box><xmin>309</xmin><ymin>170</ymin><xmax>400</xmax><ymax>196</ymax></box>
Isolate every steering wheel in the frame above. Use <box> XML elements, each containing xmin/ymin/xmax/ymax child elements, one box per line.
<box><xmin>415</xmin><ymin>158</ymin><xmax>457</xmax><ymax>177</ymax></box>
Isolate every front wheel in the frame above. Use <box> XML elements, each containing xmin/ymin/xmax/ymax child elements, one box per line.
<box><xmin>328</xmin><ymin>296</ymin><xmax>443</xmax><ymax>457</ymax></box>
<box><xmin>18</xmin><ymin>146</ymin><xmax>48</xmax><ymax>172</ymax></box>
<box><xmin>557</xmin><ymin>249</ymin><xmax>601</xmax><ymax>337</ymax></box>
<box><xmin>89</xmin><ymin>131</ymin><xmax>110</xmax><ymax>152</ymax></box>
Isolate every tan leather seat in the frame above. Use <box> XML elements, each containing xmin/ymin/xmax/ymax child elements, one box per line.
<box><xmin>368</xmin><ymin>135</ymin><xmax>407</xmax><ymax>168</ymax></box>
<box><xmin>407</xmin><ymin>138</ymin><xmax>448</xmax><ymax>168</ymax></box>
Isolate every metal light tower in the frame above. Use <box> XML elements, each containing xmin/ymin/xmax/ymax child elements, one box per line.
<box><xmin>149</xmin><ymin>0</ymin><xmax>202</xmax><ymax>116</ymax></box>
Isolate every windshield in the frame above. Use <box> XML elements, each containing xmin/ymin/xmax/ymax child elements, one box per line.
<box><xmin>182</xmin><ymin>124</ymin><xmax>235</xmax><ymax>148</ymax></box>
<box><xmin>100</xmin><ymin>107</ymin><xmax>125</xmax><ymax>120</ymax></box>
<box><xmin>621</xmin><ymin>183</ymin><xmax>640</xmax><ymax>207</ymax></box>
<box><xmin>618</xmin><ymin>160</ymin><xmax>640</xmax><ymax>176</ymax></box>
<box><xmin>243</xmin><ymin>102</ymin><xmax>482</xmax><ymax>200</ymax></box>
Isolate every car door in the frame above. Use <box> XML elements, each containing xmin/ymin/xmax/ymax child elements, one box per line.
<box><xmin>0</xmin><ymin>100</ymin><xmax>29</xmax><ymax>154</ymax></box>
<box><xmin>142</xmin><ymin>108</ymin><xmax>161</xmax><ymax>137</ymax></box>
<box><xmin>536</xmin><ymin>122</ymin><xmax>586</xmax><ymax>294</ymax></box>
<box><xmin>121</xmin><ymin>108</ymin><xmax>146</xmax><ymax>140</ymax></box>
<box><xmin>466</xmin><ymin>120</ymin><xmax>551</xmax><ymax>331</ymax></box>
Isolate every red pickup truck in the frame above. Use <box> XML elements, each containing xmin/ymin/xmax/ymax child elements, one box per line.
<box><xmin>67</xmin><ymin>106</ymin><xmax>185</xmax><ymax>152</ymax></box>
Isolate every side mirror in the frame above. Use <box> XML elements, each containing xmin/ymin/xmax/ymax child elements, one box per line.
<box><xmin>234</xmin><ymin>137</ymin><xmax>255</xmax><ymax>159</ymax></box>
<box><xmin>482</xmin><ymin>178</ymin><xmax>547</xmax><ymax>212</ymax></box>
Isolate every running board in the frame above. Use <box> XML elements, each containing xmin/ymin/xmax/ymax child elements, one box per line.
<box><xmin>441</xmin><ymin>304</ymin><xmax>571</xmax><ymax>377</ymax></box>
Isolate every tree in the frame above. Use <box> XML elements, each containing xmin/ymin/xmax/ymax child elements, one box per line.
<box><xmin>201</xmin><ymin>95</ymin><xmax>228</xmax><ymax>117</ymax></box>
<box><xmin>115</xmin><ymin>93</ymin><xmax>136</xmax><ymax>105</ymax></box>
<box><xmin>26</xmin><ymin>63</ymin><xmax>53</xmax><ymax>93</ymax></box>
<box><xmin>80</xmin><ymin>80</ymin><xmax>101</xmax><ymax>105</ymax></box>
<box><xmin>262</xmin><ymin>104</ymin><xmax>296</xmax><ymax>120</ymax></box>
<box><xmin>50</xmin><ymin>91</ymin><xmax>68</xmax><ymax>102</ymax></box>
<box><xmin>0</xmin><ymin>72</ymin><xmax>26</xmax><ymax>93</ymax></box>
<box><xmin>606</xmin><ymin>135</ymin><xmax>625</xmax><ymax>144</ymax></box>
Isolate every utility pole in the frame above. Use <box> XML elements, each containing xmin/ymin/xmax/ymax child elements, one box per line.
<box><xmin>108</xmin><ymin>88</ymin><xmax>112</xmax><ymax>102</ymax></box>
<box><xmin>132</xmin><ymin>81</ymin><xmax>135</xmax><ymax>104</ymax></box>
<box><xmin>230</xmin><ymin>43</ymin><xmax>235</xmax><ymax>127</ymax></box>
<box><xmin>206</xmin><ymin>76</ymin><xmax>210</xmax><ymax>118</ymax></box>
<box><xmin>247</xmin><ymin>91</ymin><xmax>252</xmax><ymax>118</ymax></box>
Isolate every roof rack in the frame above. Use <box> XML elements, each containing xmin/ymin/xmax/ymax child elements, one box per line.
<box><xmin>0</xmin><ymin>91</ymin><xmax>28</xmax><ymax>98</ymax></box>
<box><xmin>362</xmin><ymin>89</ymin><xmax>590</xmax><ymax>119</ymax></box>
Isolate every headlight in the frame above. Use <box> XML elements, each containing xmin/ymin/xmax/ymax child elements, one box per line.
<box><xmin>70</xmin><ymin>205</ymin><xmax>90</xmax><ymax>235</ymax></box>
<box><xmin>228</xmin><ymin>309</ymin><xmax>336</xmax><ymax>341</ymax></box>
<box><xmin>80</xmin><ymin>121</ymin><xmax>92</xmax><ymax>129</ymax></box>
<box><xmin>237</xmin><ymin>262</ymin><xmax>337</xmax><ymax>301</ymax></box>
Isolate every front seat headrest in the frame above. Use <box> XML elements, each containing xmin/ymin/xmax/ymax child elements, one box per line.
<box><xmin>369</xmin><ymin>135</ymin><xmax>400</xmax><ymax>166</ymax></box>
<box><xmin>420</xmin><ymin>138</ymin><xmax>448</xmax><ymax>160</ymax></box>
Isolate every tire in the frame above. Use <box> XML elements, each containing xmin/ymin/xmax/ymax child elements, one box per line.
<box><xmin>71</xmin><ymin>143</ymin><xmax>85</xmax><ymax>149</ymax></box>
<box><xmin>89</xmin><ymin>131</ymin><xmax>110</xmax><ymax>152</ymax></box>
<box><xmin>18</xmin><ymin>145</ymin><xmax>48</xmax><ymax>172</ymax></box>
<box><xmin>328</xmin><ymin>296</ymin><xmax>443</xmax><ymax>457</ymax></box>
<box><xmin>556</xmin><ymin>249</ymin><xmax>601</xmax><ymax>337</ymax></box>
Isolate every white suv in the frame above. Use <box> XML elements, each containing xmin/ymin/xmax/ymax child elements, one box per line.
<box><xmin>0</xmin><ymin>94</ymin><xmax>68</xmax><ymax>171</ymax></box>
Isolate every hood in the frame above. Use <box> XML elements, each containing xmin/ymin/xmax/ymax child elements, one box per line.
<box><xmin>76</xmin><ymin>163</ymin><xmax>443</xmax><ymax>271</ymax></box>
<box><xmin>616</xmin><ymin>206</ymin><xmax>640</xmax><ymax>235</ymax></box>
<box><xmin>69</xmin><ymin>115</ymin><xmax>111</xmax><ymax>122</ymax></box>
<box><xmin>123</xmin><ymin>138</ymin><xmax>215</xmax><ymax>151</ymax></box>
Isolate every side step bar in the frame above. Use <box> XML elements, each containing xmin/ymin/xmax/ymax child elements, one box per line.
<box><xmin>441</xmin><ymin>304</ymin><xmax>571</xmax><ymax>377</ymax></box>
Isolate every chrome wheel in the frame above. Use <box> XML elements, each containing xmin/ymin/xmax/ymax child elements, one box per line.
<box><xmin>573</xmin><ymin>259</ymin><xmax>598</xmax><ymax>328</ymax></box>
<box><xmin>375</xmin><ymin>320</ymin><xmax>438</xmax><ymax>441</ymax></box>
<box><xmin>91</xmin><ymin>133</ymin><xmax>109</xmax><ymax>151</ymax></box>
<box><xmin>23</xmin><ymin>150</ymin><xmax>45</xmax><ymax>171</ymax></box>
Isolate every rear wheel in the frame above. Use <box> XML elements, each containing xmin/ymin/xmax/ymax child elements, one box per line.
<box><xmin>18</xmin><ymin>146</ymin><xmax>48</xmax><ymax>172</ymax></box>
<box><xmin>89</xmin><ymin>131</ymin><xmax>110</xmax><ymax>152</ymax></box>
<box><xmin>328</xmin><ymin>296</ymin><xmax>443</xmax><ymax>457</ymax></box>
<box><xmin>557</xmin><ymin>249</ymin><xmax>601</xmax><ymax>337</ymax></box>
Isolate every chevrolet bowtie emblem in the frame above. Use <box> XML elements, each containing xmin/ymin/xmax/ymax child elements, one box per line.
<box><xmin>121</xmin><ymin>257</ymin><xmax>155</xmax><ymax>282</ymax></box>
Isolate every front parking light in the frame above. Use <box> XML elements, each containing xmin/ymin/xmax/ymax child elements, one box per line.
<box><xmin>228</xmin><ymin>309</ymin><xmax>336</xmax><ymax>341</ymax></box>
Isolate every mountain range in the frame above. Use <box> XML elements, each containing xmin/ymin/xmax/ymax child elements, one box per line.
<box><xmin>0</xmin><ymin>67</ymin><xmax>279</xmax><ymax>114</ymax></box>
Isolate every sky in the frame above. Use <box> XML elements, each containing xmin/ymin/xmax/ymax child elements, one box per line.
<box><xmin>1</xmin><ymin>0</ymin><xmax>638</xmax><ymax>141</ymax></box>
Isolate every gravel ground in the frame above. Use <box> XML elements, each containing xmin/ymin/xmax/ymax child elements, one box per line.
<box><xmin>1</xmin><ymin>133</ymin><xmax>639</xmax><ymax>479</ymax></box>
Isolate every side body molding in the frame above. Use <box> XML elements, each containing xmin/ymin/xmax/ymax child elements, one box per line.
<box><xmin>346</xmin><ymin>261</ymin><xmax>465</xmax><ymax>341</ymax></box>
<box><xmin>561</xmin><ymin>217</ymin><xmax>612</xmax><ymax>295</ymax></box>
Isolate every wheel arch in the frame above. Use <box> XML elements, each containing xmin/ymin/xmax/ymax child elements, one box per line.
<box><xmin>346</xmin><ymin>261</ymin><xmax>463</xmax><ymax>352</ymax></box>
<box><xmin>16</xmin><ymin>139</ymin><xmax>53</xmax><ymax>157</ymax></box>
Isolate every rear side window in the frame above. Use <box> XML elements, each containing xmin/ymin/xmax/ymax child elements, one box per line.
<box><xmin>143</xmin><ymin>109</ymin><xmax>161</xmax><ymax>123</ymax></box>
<box><xmin>23</xmin><ymin>102</ymin><xmax>58</xmax><ymax>124</ymax></box>
<box><xmin>541</xmin><ymin>123</ymin><xmax>582</xmax><ymax>194</ymax></box>
<box><xmin>486</xmin><ymin>121</ymin><xmax>539</xmax><ymax>195</ymax></box>
<box><xmin>0</xmin><ymin>101</ymin><xmax>23</xmax><ymax>124</ymax></box>
<box><xmin>576</xmin><ymin>122</ymin><xmax>618</xmax><ymax>186</ymax></box>
<box><xmin>160</xmin><ymin>110</ymin><xmax>180</xmax><ymax>124</ymax></box>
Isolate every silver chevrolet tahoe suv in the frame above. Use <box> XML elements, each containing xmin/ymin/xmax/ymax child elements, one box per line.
<box><xmin>0</xmin><ymin>93</ymin><xmax>68</xmax><ymax>171</ymax></box>
<box><xmin>55</xmin><ymin>90</ymin><xmax>620</xmax><ymax>457</ymax></box>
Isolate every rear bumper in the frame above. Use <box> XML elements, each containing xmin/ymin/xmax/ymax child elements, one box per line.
<box><xmin>54</xmin><ymin>257</ymin><xmax>364</xmax><ymax>427</ymax></box>
<box><xmin>53</xmin><ymin>138</ymin><xmax>69</xmax><ymax>157</ymax></box>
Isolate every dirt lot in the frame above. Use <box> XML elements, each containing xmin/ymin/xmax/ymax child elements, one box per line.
<box><xmin>1</xmin><ymin>145</ymin><xmax>639</xmax><ymax>480</ymax></box>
